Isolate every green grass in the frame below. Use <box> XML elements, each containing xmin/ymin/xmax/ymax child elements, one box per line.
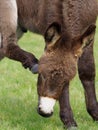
<box><xmin>0</xmin><ymin>23</ymin><xmax>98</xmax><ymax>130</ymax></box>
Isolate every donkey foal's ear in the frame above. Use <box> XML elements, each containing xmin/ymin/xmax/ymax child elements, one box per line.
<box><xmin>81</xmin><ymin>24</ymin><xmax>96</xmax><ymax>44</ymax></box>
<box><xmin>73</xmin><ymin>24</ymin><xmax>96</xmax><ymax>58</ymax></box>
<box><xmin>45</xmin><ymin>22</ymin><xmax>61</xmax><ymax>44</ymax></box>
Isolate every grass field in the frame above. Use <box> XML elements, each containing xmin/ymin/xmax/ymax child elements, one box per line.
<box><xmin>0</xmin><ymin>23</ymin><xmax>98</xmax><ymax>130</ymax></box>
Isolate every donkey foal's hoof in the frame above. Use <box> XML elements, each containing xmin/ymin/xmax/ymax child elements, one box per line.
<box><xmin>31</xmin><ymin>64</ymin><xmax>38</xmax><ymax>74</ymax></box>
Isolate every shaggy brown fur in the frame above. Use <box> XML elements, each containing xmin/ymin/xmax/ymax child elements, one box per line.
<box><xmin>0</xmin><ymin>0</ymin><xmax>98</xmax><ymax>129</ymax></box>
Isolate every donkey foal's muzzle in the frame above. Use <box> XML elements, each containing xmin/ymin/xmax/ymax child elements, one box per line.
<box><xmin>37</xmin><ymin>97</ymin><xmax>56</xmax><ymax>118</ymax></box>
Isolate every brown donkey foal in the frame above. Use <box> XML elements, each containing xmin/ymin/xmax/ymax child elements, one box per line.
<box><xmin>0</xmin><ymin>0</ymin><xmax>98</xmax><ymax>129</ymax></box>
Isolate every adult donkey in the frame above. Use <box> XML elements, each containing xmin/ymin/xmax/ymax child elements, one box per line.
<box><xmin>0</xmin><ymin>0</ymin><xmax>98</xmax><ymax>129</ymax></box>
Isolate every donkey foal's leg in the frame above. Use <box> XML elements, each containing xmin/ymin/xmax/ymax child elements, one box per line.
<box><xmin>59</xmin><ymin>83</ymin><xmax>77</xmax><ymax>129</ymax></box>
<box><xmin>78</xmin><ymin>42</ymin><xmax>98</xmax><ymax>121</ymax></box>
<box><xmin>0</xmin><ymin>33</ymin><xmax>4</xmax><ymax>60</ymax></box>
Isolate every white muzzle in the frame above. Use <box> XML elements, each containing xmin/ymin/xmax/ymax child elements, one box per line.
<box><xmin>38</xmin><ymin>97</ymin><xmax>56</xmax><ymax>115</ymax></box>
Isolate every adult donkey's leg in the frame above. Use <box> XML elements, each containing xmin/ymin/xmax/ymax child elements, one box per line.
<box><xmin>59</xmin><ymin>83</ymin><xmax>77</xmax><ymax>129</ymax></box>
<box><xmin>78</xmin><ymin>41</ymin><xmax>98</xmax><ymax>120</ymax></box>
<box><xmin>0</xmin><ymin>0</ymin><xmax>38</xmax><ymax>73</ymax></box>
<box><xmin>6</xmin><ymin>34</ymin><xmax>38</xmax><ymax>73</ymax></box>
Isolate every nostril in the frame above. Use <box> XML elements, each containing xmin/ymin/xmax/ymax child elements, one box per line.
<box><xmin>38</xmin><ymin>106</ymin><xmax>41</xmax><ymax>112</ymax></box>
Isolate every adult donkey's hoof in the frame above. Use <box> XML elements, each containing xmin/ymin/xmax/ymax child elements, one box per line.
<box><xmin>31</xmin><ymin>64</ymin><xmax>38</xmax><ymax>74</ymax></box>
